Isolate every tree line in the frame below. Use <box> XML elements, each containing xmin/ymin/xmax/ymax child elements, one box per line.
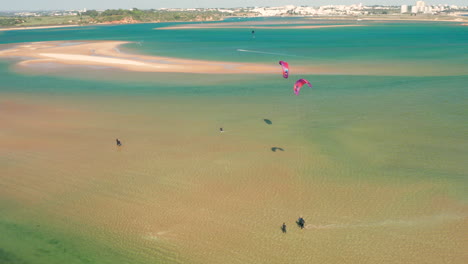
<box><xmin>0</xmin><ymin>9</ymin><xmax>232</xmax><ymax>27</ymax></box>
<box><xmin>81</xmin><ymin>8</ymin><xmax>227</xmax><ymax>23</ymax></box>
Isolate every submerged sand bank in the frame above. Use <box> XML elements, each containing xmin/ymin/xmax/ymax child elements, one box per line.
<box><xmin>2</xmin><ymin>94</ymin><xmax>467</xmax><ymax>264</ymax></box>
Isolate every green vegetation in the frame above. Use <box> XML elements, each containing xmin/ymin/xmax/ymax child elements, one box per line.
<box><xmin>85</xmin><ymin>8</ymin><xmax>226</xmax><ymax>23</ymax></box>
<box><xmin>0</xmin><ymin>18</ymin><xmax>25</xmax><ymax>27</ymax></box>
<box><xmin>16</xmin><ymin>16</ymin><xmax>84</xmax><ymax>26</ymax></box>
<box><xmin>0</xmin><ymin>9</ymin><xmax>229</xmax><ymax>28</ymax></box>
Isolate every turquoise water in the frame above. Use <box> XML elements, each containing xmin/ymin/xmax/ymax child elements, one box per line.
<box><xmin>1</xmin><ymin>19</ymin><xmax>467</xmax><ymax>263</ymax></box>
<box><xmin>2</xmin><ymin>20</ymin><xmax>467</xmax><ymax>66</ymax></box>
<box><xmin>1</xmin><ymin>18</ymin><xmax>467</xmax><ymax>195</ymax></box>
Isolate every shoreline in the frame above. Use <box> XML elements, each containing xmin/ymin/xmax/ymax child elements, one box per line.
<box><xmin>305</xmin><ymin>16</ymin><xmax>468</xmax><ymax>23</ymax></box>
<box><xmin>1</xmin><ymin>15</ymin><xmax>466</xmax><ymax>32</ymax></box>
<box><xmin>0</xmin><ymin>24</ymin><xmax>81</xmax><ymax>32</ymax></box>
<box><xmin>156</xmin><ymin>24</ymin><xmax>365</xmax><ymax>30</ymax></box>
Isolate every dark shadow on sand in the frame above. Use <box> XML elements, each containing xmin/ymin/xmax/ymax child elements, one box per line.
<box><xmin>271</xmin><ymin>147</ymin><xmax>284</xmax><ymax>152</ymax></box>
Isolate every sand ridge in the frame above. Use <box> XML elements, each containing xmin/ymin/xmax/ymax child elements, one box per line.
<box><xmin>0</xmin><ymin>25</ymin><xmax>80</xmax><ymax>32</ymax></box>
<box><xmin>0</xmin><ymin>41</ymin><xmax>301</xmax><ymax>74</ymax></box>
<box><xmin>156</xmin><ymin>24</ymin><xmax>365</xmax><ymax>30</ymax></box>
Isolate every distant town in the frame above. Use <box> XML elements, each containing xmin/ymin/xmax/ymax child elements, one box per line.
<box><xmin>4</xmin><ymin>1</ymin><xmax>468</xmax><ymax>17</ymax></box>
<box><xmin>1</xmin><ymin>1</ymin><xmax>467</xmax><ymax>28</ymax></box>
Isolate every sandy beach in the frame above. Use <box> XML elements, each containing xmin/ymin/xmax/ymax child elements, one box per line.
<box><xmin>0</xmin><ymin>24</ymin><xmax>80</xmax><ymax>32</ymax></box>
<box><xmin>0</xmin><ymin>41</ymin><xmax>307</xmax><ymax>74</ymax></box>
<box><xmin>156</xmin><ymin>24</ymin><xmax>365</xmax><ymax>30</ymax></box>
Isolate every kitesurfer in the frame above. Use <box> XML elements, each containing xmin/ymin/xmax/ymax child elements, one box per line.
<box><xmin>116</xmin><ymin>138</ymin><xmax>122</xmax><ymax>146</ymax></box>
<box><xmin>279</xmin><ymin>61</ymin><xmax>289</xmax><ymax>78</ymax></box>
<box><xmin>297</xmin><ymin>217</ymin><xmax>305</xmax><ymax>229</ymax></box>
<box><xmin>220</xmin><ymin>127</ymin><xmax>224</xmax><ymax>133</ymax></box>
<box><xmin>293</xmin><ymin>79</ymin><xmax>312</xmax><ymax>95</ymax></box>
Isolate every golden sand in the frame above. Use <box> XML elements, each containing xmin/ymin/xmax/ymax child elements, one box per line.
<box><xmin>0</xmin><ymin>25</ymin><xmax>80</xmax><ymax>32</ymax></box>
<box><xmin>0</xmin><ymin>41</ymin><xmax>291</xmax><ymax>74</ymax></box>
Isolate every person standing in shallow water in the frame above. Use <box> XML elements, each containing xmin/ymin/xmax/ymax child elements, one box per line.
<box><xmin>297</xmin><ymin>217</ymin><xmax>305</xmax><ymax>229</ymax></box>
<box><xmin>116</xmin><ymin>138</ymin><xmax>122</xmax><ymax>146</ymax></box>
<box><xmin>281</xmin><ymin>223</ymin><xmax>287</xmax><ymax>233</ymax></box>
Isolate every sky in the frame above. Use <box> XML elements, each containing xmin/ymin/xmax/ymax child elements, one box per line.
<box><xmin>2</xmin><ymin>0</ymin><xmax>466</xmax><ymax>11</ymax></box>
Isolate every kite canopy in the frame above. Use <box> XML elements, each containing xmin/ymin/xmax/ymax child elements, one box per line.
<box><xmin>293</xmin><ymin>79</ymin><xmax>312</xmax><ymax>95</ymax></box>
<box><xmin>279</xmin><ymin>61</ymin><xmax>289</xmax><ymax>78</ymax></box>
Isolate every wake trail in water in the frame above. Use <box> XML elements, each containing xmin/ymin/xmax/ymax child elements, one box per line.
<box><xmin>306</xmin><ymin>213</ymin><xmax>466</xmax><ymax>230</ymax></box>
<box><xmin>236</xmin><ymin>49</ymin><xmax>299</xmax><ymax>57</ymax></box>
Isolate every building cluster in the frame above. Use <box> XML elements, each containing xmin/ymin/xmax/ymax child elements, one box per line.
<box><xmin>401</xmin><ymin>1</ymin><xmax>464</xmax><ymax>14</ymax></box>
<box><xmin>238</xmin><ymin>2</ymin><xmax>466</xmax><ymax>17</ymax></box>
<box><xmin>251</xmin><ymin>4</ymin><xmax>369</xmax><ymax>16</ymax></box>
<box><xmin>7</xmin><ymin>3</ymin><xmax>468</xmax><ymax>18</ymax></box>
<box><xmin>13</xmin><ymin>12</ymin><xmax>41</xmax><ymax>17</ymax></box>
<box><xmin>13</xmin><ymin>9</ymin><xmax>87</xmax><ymax>17</ymax></box>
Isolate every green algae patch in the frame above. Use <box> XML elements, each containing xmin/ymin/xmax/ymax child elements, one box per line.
<box><xmin>0</xmin><ymin>218</ymin><xmax>132</xmax><ymax>264</ymax></box>
<box><xmin>0</xmin><ymin>248</ymin><xmax>27</xmax><ymax>264</ymax></box>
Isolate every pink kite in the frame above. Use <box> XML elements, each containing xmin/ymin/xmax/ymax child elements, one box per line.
<box><xmin>279</xmin><ymin>61</ymin><xmax>289</xmax><ymax>78</ymax></box>
<box><xmin>293</xmin><ymin>79</ymin><xmax>312</xmax><ymax>95</ymax></box>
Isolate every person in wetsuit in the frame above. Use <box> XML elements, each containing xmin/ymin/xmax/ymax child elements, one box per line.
<box><xmin>297</xmin><ymin>217</ymin><xmax>305</xmax><ymax>229</ymax></box>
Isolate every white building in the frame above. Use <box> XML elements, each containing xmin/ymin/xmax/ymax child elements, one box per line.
<box><xmin>416</xmin><ymin>1</ymin><xmax>426</xmax><ymax>13</ymax></box>
<box><xmin>411</xmin><ymin>5</ymin><xmax>419</xmax><ymax>13</ymax></box>
<box><xmin>401</xmin><ymin>5</ymin><xmax>408</xmax><ymax>13</ymax></box>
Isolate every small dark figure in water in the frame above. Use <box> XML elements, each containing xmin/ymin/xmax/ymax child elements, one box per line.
<box><xmin>220</xmin><ymin>127</ymin><xmax>224</xmax><ymax>133</ymax></box>
<box><xmin>116</xmin><ymin>138</ymin><xmax>122</xmax><ymax>146</ymax></box>
<box><xmin>281</xmin><ymin>222</ymin><xmax>287</xmax><ymax>233</ymax></box>
<box><xmin>297</xmin><ymin>217</ymin><xmax>305</xmax><ymax>229</ymax></box>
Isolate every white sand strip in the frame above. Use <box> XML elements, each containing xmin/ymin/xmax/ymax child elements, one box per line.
<box><xmin>39</xmin><ymin>53</ymin><xmax>153</xmax><ymax>67</ymax></box>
